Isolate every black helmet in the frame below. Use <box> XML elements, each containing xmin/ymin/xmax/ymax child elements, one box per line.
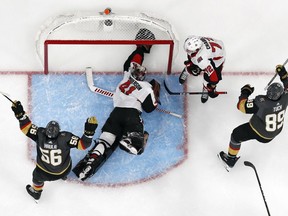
<box><xmin>266</xmin><ymin>82</ymin><xmax>284</xmax><ymax>100</ymax></box>
<box><xmin>45</xmin><ymin>121</ymin><xmax>60</xmax><ymax>139</ymax></box>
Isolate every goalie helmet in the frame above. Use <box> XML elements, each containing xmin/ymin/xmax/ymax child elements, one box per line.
<box><xmin>183</xmin><ymin>36</ymin><xmax>203</xmax><ymax>54</ymax></box>
<box><xmin>130</xmin><ymin>63</ymin><xmax>147</xmax><ymax>81</ymax></box>
<box><xmin>45</xmin><ymin>121</ymin><xmax>60</xmax><ymax>139</ymax></box>
<box><xmin>266</xmin><ymin>82</ymin><xmax>284</xmax><ymax>101</ymax></box>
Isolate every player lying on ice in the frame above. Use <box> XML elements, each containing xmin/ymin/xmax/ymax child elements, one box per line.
<box><xmin>73</xmin><ymin>35</ymin><xmax>161</xmax><ymax>181</ymax></box>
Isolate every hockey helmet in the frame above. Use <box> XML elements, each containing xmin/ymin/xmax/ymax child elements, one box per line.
<box><xmin>266</xmin><ymin>82</ymin><xmax>284</xmax><ymax>100</ymax></box>
<box><xmin>135</xmin><ymin>28</ymin><xmax>155</xmax><ymax>53</ymax></box>
<box><xmin>45</xmin><ymin>121</ymin><xmax>60</xmax><ymax>139</ymax></box>
<box><xmin>183</xmin><ymin>36</ymin><xmax>203</xmax><ymax>54</ymax></box>
<box><xmin>130</xmin><ymin>63</ymin><xmax>147</xmax><ymax>81</ymax></box>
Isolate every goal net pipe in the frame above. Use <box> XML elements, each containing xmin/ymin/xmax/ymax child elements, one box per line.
<box><xmin>43</xmin><ymin>39</ymin><xmax>174</xmax><ymax>75</ymax></box>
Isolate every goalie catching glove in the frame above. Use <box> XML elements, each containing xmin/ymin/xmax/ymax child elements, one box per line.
<box><xmin>11</xmin><ymin>100</ymin><xmax>26</xmax><ymax>120</ymax></box>
<box><xmin>84</xmin><ymin>116</ymin><xmax>98</xmax><ymax>137</ymax></box>
<box><xmin>149</xmin><ymin>79</ymin><xmax>161</xmax><ymax>104</ymax></box>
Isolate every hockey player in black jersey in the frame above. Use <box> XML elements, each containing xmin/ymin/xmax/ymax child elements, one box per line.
<box><xmin>72</xmin><ymin>29</ymin><xmax>160</xmax><ymax>181</ymax></box>
<box><xmin>11</xmin><ymin>101</ymin><xmax>98</xmax><ymax>202</ymax></box>
<box><xmin>218</xmin><ymin>64</ymin><xmax>288</xmax><ymax>171</ymax></box>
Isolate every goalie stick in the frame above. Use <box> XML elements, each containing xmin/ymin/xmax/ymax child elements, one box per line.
<box><xmin>244</xmin><ymin>161</ymin><xmax>271</xmax><ymax>216</ymax></box>
<box><xmin>164</xmin><ymin>80</ymin><xmax>227</xmax><ymax>95</ymax></box>
<box><xmin>264</xmin><ymin>58</ymin><xmax>288</xmax><ymax>91</ymax></box>
<box><xmin>85</xmin><ymin>67</ymin><xmax>182</xmax><ymax>118</ymax></box>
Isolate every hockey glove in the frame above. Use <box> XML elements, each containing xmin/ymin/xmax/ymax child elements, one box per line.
<box><xmin>84</xmin><ymin>116</ymin><xmax>98</xmax><ymax>137</ymax></box>
<box><xmin>149</xmin><ymin>79</ymin><xmax>161</xmax><ymax>104</ymax></box>
<box><xmin>184</xmin><ymin>60</ymin><xmax>201</xmax><ymax>76</ymax></box>
<box><xmin>276</xmin><ymin>65</ymin><xmax>288</xmax><ymax>81</ymax></box>
<box><xmin>240</xmin><ymin>84</ymin><xmax>254</xmax><ymax>97</ymax></box>
<box><xmin>11</xmin><ymin>101</ymin><xmax>25</xmax><ymax>120</ymax></box>
<box><xmin>206</xmin><ymin>83</ymin><xmax>219</xmax><ymax>98</ymax></box>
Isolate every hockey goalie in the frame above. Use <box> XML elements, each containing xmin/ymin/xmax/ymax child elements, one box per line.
<box><xmin>73</xmin><ymin>29</ymin><xmax>161</xmax><ymax>181</ymax></box>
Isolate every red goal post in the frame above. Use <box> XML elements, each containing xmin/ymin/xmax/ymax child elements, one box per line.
<box><xmin>36</xmin><ymin>9</ymin><xmax>179</xmax><ymax>75</ymax></box>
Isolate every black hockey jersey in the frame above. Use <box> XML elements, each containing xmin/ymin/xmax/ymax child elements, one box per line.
<box><xmin>19</xmin><ymin>116</ymin><xmax>92</xmax><ymax>175</ymax></box>
<box><xmin>245</xmin><ymin>93</ymin><xmax>288</xmax><ymax>139</ymax></box>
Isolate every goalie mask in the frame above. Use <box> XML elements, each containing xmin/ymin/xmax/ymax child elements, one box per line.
<box><xmin>130</xmin><ymin>63</ymin><xmax>147</xmax><ymax>81</ymax></box>
<box><xmin>45</xmin><ymin>121</ymin><xmax>60</xmax><ymax>139</ymax></box>
<box><xmin>266</xmin><ymin>82</ymin><xmax>284</xmax><ymax>101</ymax></box>
<box><xmin>183</xmin><ymin>36</ymin><xmax>203</xmax><ymax>54</ymax></box>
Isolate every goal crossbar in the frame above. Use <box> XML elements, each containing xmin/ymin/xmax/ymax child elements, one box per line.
<box><xmin>44</xmin><ymin>39</ymin><xmax>174</xmax><ymax>74</ymax></box>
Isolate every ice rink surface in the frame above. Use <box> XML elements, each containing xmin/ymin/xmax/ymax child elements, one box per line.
<box><xmin>1</xmin><ymin>0</ymin><xmax>288</xmax><ymax>216</ymax></box>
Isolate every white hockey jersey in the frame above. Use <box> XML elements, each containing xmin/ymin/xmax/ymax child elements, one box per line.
<box><xmin>189</xmin><ymin>37</ymin><xmax>225</xmax><ymax>69</ymax></box>
<box><xmin>113</xmin><ymin>70</ymin><xmax>157</xmax><ymax>112</ymax></box>
<box><xmin>188</xmin><ymin>37</ymin><xmax>225</xmax><ymax>84</ymax></box>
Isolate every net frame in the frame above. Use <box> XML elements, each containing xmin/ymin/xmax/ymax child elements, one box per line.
<box><xmin>36</xmin><ymin>10</ymin><xmax>179</xmax><ymax>74</ymax></box>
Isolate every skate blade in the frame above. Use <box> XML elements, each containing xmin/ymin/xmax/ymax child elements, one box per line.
<box><xmin>28</xmin><ymin>196</ymin><xmax>39</xmax><ymax>204</ymax></box>
<box><xmin>217</xmin><ymin>153</ymin><xmax>231</xmax><ymax>172</ymax></box>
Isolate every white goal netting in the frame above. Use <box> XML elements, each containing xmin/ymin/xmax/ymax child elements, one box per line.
<box><xmin>35</xmin><ymin>9</ymin><xmax>179</xmax><ymax>74</ymax></box>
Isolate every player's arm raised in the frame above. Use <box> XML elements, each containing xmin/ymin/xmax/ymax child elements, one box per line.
<box><xmin>11</xmin><ymin>100</ymin><xmax>38</xmax><ymax>141</ymax></box>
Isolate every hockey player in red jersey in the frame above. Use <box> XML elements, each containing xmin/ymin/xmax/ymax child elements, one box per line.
<box><xmin>73</xmin><ymin>31</ymin><xmax>160</xmax><ymax>180</ymax></box>
<box><xmin>179</xmin><ymin>35</ymin><xmax>226</xmax><ymax>103</ymax></box>
<box><xmin>11</xmin><ymin>101</ymin><xmax>97</xmax><ymax>202</ymax></box>
<box><xmin>218</xmin><ymin>64</ymin><xmax>288</xmax><ymax>171</ymax></box>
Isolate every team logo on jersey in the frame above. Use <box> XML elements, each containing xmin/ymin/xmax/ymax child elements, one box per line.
<box><xmin>197</xmin><ymin>56</ymin><xmax>203</xmax><ymax>63</ymax></box>
<box><xmin>129</xmin><ymin>76</ymin><xmax>142</xmax><ymax>90</ymax></box>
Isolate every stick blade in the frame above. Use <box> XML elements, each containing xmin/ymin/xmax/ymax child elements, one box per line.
<box><xmin>244</xmin><ymin>160</ymin><xmax>255</xmax><ymax>168</ymax></box>
<box><xmin>85</xmin><ymin>67</ymin><xmax>95</xmax><ymax>92</ymax></box>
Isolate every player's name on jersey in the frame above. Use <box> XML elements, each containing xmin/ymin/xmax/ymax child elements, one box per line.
<box><xmin>44</xmin><ymin>143</ymin><xmax>57</xmax><ymax>149</ymax></box>
<box><xmin>129</xmin><ymin>76</ymin><xmax>142</xmax><ymax>90</ymax></box>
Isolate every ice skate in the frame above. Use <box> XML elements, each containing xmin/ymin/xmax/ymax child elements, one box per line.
<box><xmin>119</xmin><ymin>138</ymin><xmax>138</xmax><ymax>155</ymax></box>
<box><xmin>201</xmin><ymin>85</ymin><xmax>209</xmax><ymax>103</ymax></box>
<box><xmin>179</xmin><ymin>69</ymin><xmax>189</xmax><ymax>84</ymax></box>
<box><xmin>217</xmin><ymin>151</ymin><xmax>240</xmax><ymax>172</ymax></box>
<box><xmin>26</xmin><ymin>184</ymin><xmax>42</xmax><ymax>203</ymax></box>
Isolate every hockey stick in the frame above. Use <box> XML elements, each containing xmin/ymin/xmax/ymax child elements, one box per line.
<box><xmin>0</xmin><ymin>91</ymin><xmax>15</xmax><ymax>104</ymax></box>
<box><xmin>244</xmin><ymin>161</ymin><xmax>271</xmax><ymax>216</ymax></box>
<box><xmin>264</xmin><ymin>58</ymin><xmax>288</xmax><ymax>90</ymax></box>
<box><xmin>85</xmin><ymin>67</ymin><xmax>182</xmax><ymax>118</ymax></box>
<box><xmin>163</xmin><ymin>80</ymin><xmax>227</xmax><ymax>95</ymax></box>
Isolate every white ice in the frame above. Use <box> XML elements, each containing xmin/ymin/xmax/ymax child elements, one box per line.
<box><xmin>0</xmin><ymin>0</ymin><xmax>288</xmax><ymax>215</ymax></box>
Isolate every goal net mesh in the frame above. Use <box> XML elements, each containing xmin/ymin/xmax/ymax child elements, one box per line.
<box><xmin>35</xmin><ymin>9</ymin><xmax>179</xmax><ymax>74</ymax></box>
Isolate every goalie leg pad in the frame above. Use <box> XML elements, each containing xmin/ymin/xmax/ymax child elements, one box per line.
<box><xmin>73</xmin><ymin>150</ymin><xmax>106</xmax><ymax>181</ymax></box>
<box><xmin>72</xmin><ymin>139</ymin><xmax>117</xmax><ymax>181</ymax></box>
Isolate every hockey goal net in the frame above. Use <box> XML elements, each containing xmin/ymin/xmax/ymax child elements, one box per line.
<box><xmin>36</xmin><ymin>8</ymin><xmax>179</xmax><ymax>74</ymax></box>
